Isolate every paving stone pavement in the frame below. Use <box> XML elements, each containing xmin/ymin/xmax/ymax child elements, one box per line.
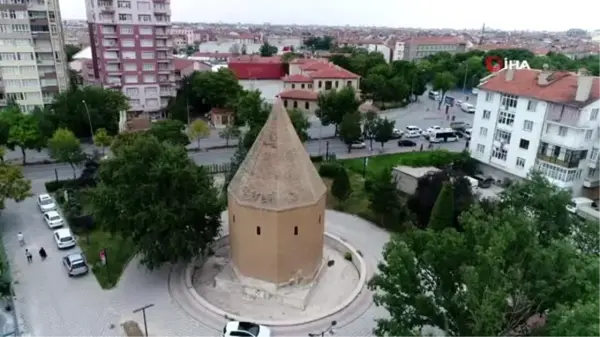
<box><xmin>2</xmin><ymin>176</ymin><xmax>391</xmax><ymax>336</ymax></box>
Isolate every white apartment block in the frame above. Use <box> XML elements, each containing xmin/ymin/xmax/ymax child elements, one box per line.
<box><xmin>0</xmin><ymin>0</ymin><xmax>69</xmax><ymax>112</ymax></box>
<box><xmin>470</xmin><ymin>67</ymin><xmax>599</xmax><ymax>198</ymax></box>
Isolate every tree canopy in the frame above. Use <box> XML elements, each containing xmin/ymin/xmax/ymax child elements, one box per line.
<box><xmin>0</xmin><ymin>105</ymin><xmax>46</xmax><ymax>165</ymax></box>
<box><xmin>0</xmin><ymin>163</ymin><xmax>31</xmax><ymax>209</ymax></box>
<box><xmin>89</xmin><ymin>134</ymin><xmax>224</xmax><ymax>269</ymax></box>
<box><xmin>149</xmin><ymin>119</ymin><xmax>190</xmax><ymax>147</ymax></box>
<box><xmin>316</xmin><ymin>86</ymin><xmax>360</xmax><ymax>134</ymax></box>
<box><xmin>303</xmin><ymin>36</ymin><xmax>334</xmax><ymax>50</ymax></box>
<box><xmin>259</xmin><ymin>42</ymin><xmax>278</xmax><ymax>57</ymax></box>
<box><xmin>48</xmin><ymin>128</ymin><xmax>85</xmax><ymax>172</ymax></box>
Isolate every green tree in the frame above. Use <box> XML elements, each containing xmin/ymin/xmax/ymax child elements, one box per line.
<box><xmin>362</xmin><ymin>111</ymin><xmax>378</xmax><ymax>149</ymax></box>
<box><xmin>218</xmin><ymin>124</ymin><xmax>241</xmax><ymax>146</ymax></box>
<box><xmin>368</xmin><ymin>205</ymin><xmax>599</xmax><ymax>336</ymax></box>
<box><xmin>50</xmin><ymin>86</ymin><xmax>129</xmax><ymax>137</ymax></box>
<box><xmin>188</xmin><ymin>119</ymin><xmax>210</xmax><ymax>150</ymax></box>
<box><xmin>149</xmin><ymin>120</ymin><xmax>190</xmax><ymax>146</ymax></box>
<box><xmin>89</xmin><ymin>134</ymin><xmax>224</xmax><ymax>269</ymax></box>
<box><xmin>64</xmin><ymin>44</ymin><xmax>82</xmax><ymax>62</ymax></box>
<box><xmin>234</xmin><ymin>90</ymin><xmax>270</xmax><ymax>128</ymax></box>
<box><xmin>338</xmin><ymin>112</ymin><xmax>362</xmax><ymax>153</ymax></box>
<box><xmin>0</xmin><ymin>146</ymin><xmax>4</xmax><ymax>163</ymax></box>
<box><xmin>316</xmin><ymin>86</ymin><xmax>360</xmax><ymax>135</ymax></box>
<box><xmin>331</xmin><ymin>166</ymin><xmax>351</xmax><ymax>201</ymax></box>
<box><xmin>0</xmin><ymin>106</ymin><xmax>46</xmax><ymax>165</ymax></box>
<box><xmin>259</xmin><ymin>42</ymin><xmax>278</xmax><ymax>57</ymax></box>
<box><xmin>191</xmin><ymin>69</ymin><xmax>242</xmax><ymax>110</ymax></box>
<box><xmin>367</xmin><ymin>168</ymin><xmax>406</xmax><ymax>230</ymax></box>
<box><xmin>94</xmin><ymin>128</ymin><xmax>113</xmax><ymax>155</ymax></box>
<box><xmin>433</xmin><ymin>71</ymin><xmax>456</xmax><ymax>109</ymax></box>
<box><xmin>545</xmin><ymin>295</ymin><xmax>600</xmax><ymax>336</ymax></box>
<box><xmin>373</xmin><ymin>117</ymin><xmax>395</xmax><ymax>150</ymax></box>
<box><xmin>48</xmin><ymin>128</ymin><xmax>86</xmax><ymax>173</ymax></box>
<box><xmin>0</xmin><ymin>163</ymin><xmax>31</xmax><ymax>209</ymax></box>
<box><xmin>287</xmin><ymin>108</ymin><xmax>310</xmax><ymax>142</ymax></box>
<box><xmin>428</xmin><ymin>181</ymin><xmax>454</xmax><ymax>230</ymax></box>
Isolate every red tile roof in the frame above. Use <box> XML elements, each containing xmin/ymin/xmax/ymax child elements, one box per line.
<box><xmin>282</xmin><ymin>74</ymin><xmax>312</xmax><ymax>82</ymax></box>
<box><xmin>192</xmin><ymin>52</ymin><xmax>233</xmax><ymax>58</ymax></box>
<box><xmin>480</xmin><ymin>69</ymin><xmax>600</xmax><ymax>107</ymax></box>
<box><xmin>173</xmin><ymin>58</ymin><xmax>196</xmax><ymax>71</ymax></box>
<box><xmin>228</xmin><ymin>56</ymin><xmax>282</xmax><ymax>64</ymax></box>
<box><xmin>277</xmin><ymin>90</ymin><xmax>319</xmax><ymax>101</ymax></box>
<box><xmin>299</xmin><ymin>61</ymin><xmax>331</xmax><ymax>71</ymax></box>
<box><xmin>310</xmin><ymin>67</ymin><xmax>359</xmax><ymax>79</ymax></box>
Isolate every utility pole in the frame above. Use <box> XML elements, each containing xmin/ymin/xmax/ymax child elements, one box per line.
<box><xmin>81</xmin><ymin>100</ymin><xmax>95</xmax><ymax>142</ymax></box>
<box><xmin>133</xmin><ymin>304</ymin><xmax>155</xmax><ymax>337</ymax></box>
<box><xmin>462</xmin><ymin>61</ymin><xmax>469</xmax><ymax>94</ymax></box>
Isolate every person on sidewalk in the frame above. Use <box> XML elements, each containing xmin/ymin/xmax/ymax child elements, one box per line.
<box><xmin>39</xmin><ymin>247</ymin><xmax>47</xmax><ymax>260</ymax></box>
<box><xmin>25</xmin><ymin>249</ymin><xmax>33</xmax><ymax>263</ymax></box>
<box><xmin>18</xmin><ymin>232</ymin><xmax>24</xmax><ymax>246</ymax></box>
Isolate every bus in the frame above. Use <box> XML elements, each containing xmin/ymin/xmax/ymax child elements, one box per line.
<box><xmin>429</xmin><ymin>129</ymin><xmax>459</xmax><ymax>143</ymax></box>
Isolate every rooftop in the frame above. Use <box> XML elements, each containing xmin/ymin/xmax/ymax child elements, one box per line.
<box><xmin>277</xmin><ymin>90</ymin><xmax>319</xmax><ymax>101</ymax></box>
<box><xmin>227</xmin><ymin>100</ymin><xmax>326</xmax><ymax>210</ymax></box>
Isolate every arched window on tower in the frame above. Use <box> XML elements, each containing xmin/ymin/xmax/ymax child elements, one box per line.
<box><xmin>294</xmin><ymin>226</ymin><xmax>298</xmax><ymax>235</ymax></box>
<box><xmin>256</xmin><ymin>226</ymin><xmax>261</xmax><ymax>235</ymax></box>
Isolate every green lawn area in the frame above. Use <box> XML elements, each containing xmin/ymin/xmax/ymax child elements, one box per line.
<box><xmin>78</xmin><ymin>230</ymin><xmax>135</xmax><ymax>289</ymax></box>
<box><xmin>340</xmin><ymin>150</ymin><xmax>466</xmax><ymax>177</ymax></box>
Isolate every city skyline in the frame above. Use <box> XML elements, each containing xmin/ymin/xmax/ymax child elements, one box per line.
<box><xmin>62</xmin><ymin>0</ymin><xmax>597</xmax><ymax>31</ymax></box>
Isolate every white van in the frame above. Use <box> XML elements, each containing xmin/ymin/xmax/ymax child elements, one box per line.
<box><xmin>460</xmin><ymin>102</ymin><xmax>475</xmax><ymax>113</ymax></box>
<box><xmin>466</xmin><ymin>176</ymin><xmax>479</xmax><ymax>192</ymax></box>
<box><xmin>464</xmin><ymin>128</ymin><xmax>472</xmax><ymax>140</ymax></box>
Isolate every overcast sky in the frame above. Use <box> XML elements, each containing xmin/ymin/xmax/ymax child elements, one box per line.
<box><xmin>61</xmin><ymin>0</ymin><xmax>597</xmax><ymax>31</ymax></box>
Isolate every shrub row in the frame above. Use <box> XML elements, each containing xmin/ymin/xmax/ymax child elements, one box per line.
<box><xmin>318</xmin><ymin>163</ymin><xmax>344</xmax><ymax>179</ymax></box>
<box><xmin>45</xmin><ymin>178</ymin><xmax>96</xmax><ymax>193</ymax></box>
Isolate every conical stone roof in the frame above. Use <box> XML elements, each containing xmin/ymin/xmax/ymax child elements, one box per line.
<box><xmin>227</xmin><ymin>100</ymin><xmax>327</xmax><ymax>211</ymax></box>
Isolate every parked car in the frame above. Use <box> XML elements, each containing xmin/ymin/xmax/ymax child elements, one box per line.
<box><xmin>223</xmin><ymin>321</ymin><xmax>271</xmax><ymax>337</ymax></box>
<box><xmin>460</xmin><ymin>102</ymin><xmax>476</xmax><ymax>113</ymax></box>
<box><xmin>62</xmin><ymin>253</ymin><xmax>89</xmax><ymax>277</ymax></box>
<box><xmin>398</xmin><ymin>139</ymin><xmax>417</xmax><ymax>147</ymax></box>
<box><xmin>473</xmin><ymin>174</ymin><xmax>495</xmax><ymax>188</ymax></box>
<box><xmin>37</xmin><ymin>194</ymin><xmax>56</xmax><ymax>212</ymax></box>
<box><xmin>423</xmin><ymin>125</ymin><xmax>442</xmax><ymax>137</ymax></box>
<box><xmin>54</xmin><ymin>228</ymin><xmax>76</xmax><ymax>249</ymax></box>
<box><xmin>43</xmin><ymin>211</ymin><xmax>64</xmax><ymax>229</ymax></box>
<box><xmin>350</xmin><ymin>141</ymin><xmax>366</xmax><ymax>149</ymax></box>
<box><xmin>405</xmin><ymin>125</ymin><xmax>422</xmax><ymax>138</ymax></box>
<box><xmin>391</xmin><ymin>128</ymin><xmax>403</xmax><ymax>139</ymax></box>
<box><xmin>428</xmin><ymin>90</ymin><xmax>440</xmax><ymax>100</ymax></box>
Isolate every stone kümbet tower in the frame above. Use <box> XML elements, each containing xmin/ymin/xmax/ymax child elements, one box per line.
<box><xmin>227</xmin><ymin>100</ymin><xmax>327</xmax><ymax>285</ymax></box>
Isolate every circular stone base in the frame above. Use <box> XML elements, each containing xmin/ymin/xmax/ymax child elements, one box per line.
<box><xmin>186</xmin><ymin>233</ymin><xmax>367</xmax><ymax>326</ymax></box>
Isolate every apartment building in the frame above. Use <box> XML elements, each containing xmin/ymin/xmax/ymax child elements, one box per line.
<box><xmin>85</xmin><ymin>0</ymin><xmax>176</xmax><ymax>114</ymax></box>
<box><xmin>278</xmin><ymin>59</ymin><xmax>360</xmax><ymax>115</ymax></box>
<box><xmin>401</xmin><ymin>36</ymin><xmax>467</xmax><ymax>61</ymax></box>
<box><xmin>0</xmin><ymin>0</ymin><xmax>68</xmax><ymax>112</ymax></box>
<box><xmin>469</xmin><ymin>67</ymin><xmax>600</xmax><ymax>198</ymax></box>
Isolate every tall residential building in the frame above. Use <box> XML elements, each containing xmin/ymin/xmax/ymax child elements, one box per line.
<box><xmin>85</xmin><ymin>0</ymin><xmax>175</xmax><ymax>114</ymax></box>
<box><xmin>469</xmin><ymin>67</ymin><xmax>599</xmax><ymax>198</ymax></box>
<box><xmin>0</xmin><ymin>0</ymin><xmax>69</xmax><ymax>112</ymax></box>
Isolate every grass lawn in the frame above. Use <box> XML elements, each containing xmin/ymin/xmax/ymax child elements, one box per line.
<box><xmin>78</xmin><ymin>229</ymin><xmax>135</xmax><ymax>289</ymax></box>
<box><xmin>340</xmin><ymin>150</ymin><xmax>465</xmax><ymax>177</ymax></box>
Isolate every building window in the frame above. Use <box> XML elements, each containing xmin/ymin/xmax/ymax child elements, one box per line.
<box><xmin>482</xmin><ymin>110</ymin><xmax>491</xmax><ymax>119</ymax></box>
<box><xmin>118</xmin><ymin>14</ymin><xmax>132</xmax><ymax>21</ymax></box>
<box><xmin>346</xmin><ymin>81</ymin><xmax>352</xmax><ymax>87</ymax></box>
<box><xmin>123</xmin><ymin>51</ymin><xmax>136</xmax><ymax>59</ymax></box>
<box><xmin>591</xmin><ymin>148</ymin><xmax>599</xmax><ymax>161</ymax></box>
<box><xmin>318</xmin><ymin>81</ymin><xmax>322</xmax><ymax>88</ymax></box>
<box><xmin>476</xmin><ymin>144</ymin><xmax>485</xmax><ymax>154</ymax></box>
<box><xmin>558</xmin><ymin>126</ymin><xmax>567</xmax><ymax>136</ymax></box>
<box><xmin>140</xmin><ymin>39</ymin><xmax>153</xmax><ymax>47</ymax></box>
<box><xmin>294</xmin><ymin>226</ymin><xmax>298</xmax><ymax>235</ymax></box>
<box><xmin>256</xmin><ymin>226</ymin><xmax>261</xmax><ymax>235</ymax></box>
<box><xmin>232</xmin><ymin>215</ymin><xmax>235</xmax><ymax>223</ymax></box>
<box><xmin>283</xmin><ymin>100</ymin><xmax>288</xmax><ymax>108</ymax></box>
<box><xmin>291</xmin><ymin>84</ymin><xmax>295</xmax><ymax>89</ymax></box>
<box><xmin>145</xmin><ymin>87</ymin><xmax>157</xmax><ymax>95</ymax></box>
<box><xmin>324</xmin><ymin>81</ymin><xmax>332</xmax><ymax>90</ymax></box>
<box><xmin>143</xmin><ymin>74</ymin><xmax>155</xmax><ymax>83</ymax></box>
<box><xmin>120</xmin><ymin>26</ymin><xmax>133</xmax><ymax>34</ymax></box>
<box><xmin>142</xmin><ymin>63</ymin><xmax>155</xmax><ymax>71</ymax></box>
<box><xmin>516</xmin><ymin>157</ymin><xmax>526</xmax><ymax>168</ymax></box>
<box><xmin>141</xmin><ymin>51</ymin><xmax>154</xmax><ymax>59</ymax></box>
<box><xmin>536</xmin><ymin>162</ymin><xmax>581</xmax><ymax>183</ymax></box>
<box><xmin>591</xmin><ymin>108</ymin><xmax>599</xmax><ymax>120</ymax></box>
<box><xmin>137</xmin><ymin>1</ymin><xmax>150</xmax><ymax>10</ymax></box>
<box><xmin>139</xmin><ymin>26</ymin><xmax>153</xmax><ymax>35</ymax></box>
<box><xmin>585</xmin><ymin>130</ymin><xmax>593</xmax><ymax>140</ymax></box>
<box><xmin>117</xmin><ymin>0</ymin><xmax>131</xmax><ymax>8</ymax></box>
<box><xmin>479</xmin><ymin>127</ymin><xmax>487</xmax><ymax>137</ymax></box>
<box><xmin>526</xmin><ymin>100</ymin><xmax>537</xmax><ymax>111</ymax></box>
<box><xmin>125</xmin><ymin>87</ymin><xmax>138</xmax><ymax>96</ymax></box>
<box><xmin>519</xmin><ymin>139</ymin><xmax>529</xmax><ymax>150</ymax></box>
<box><xmin>301</xmin><ymin>84</ymin><xmax>305</xmax><ymax>89</ymax></box>
<box><xmin>491</xmin><ymin>147</ymin><xmax>507</xmax><ymax>161</ymax></box>
<box><xmin>121</xmin><ymin>39</ymin><xmax>134</xmax><ymax>47</ymax></box>
<box><xmin>485</xmin><ymin>92</ymin><xmax>493</xmax><ymax>102</ymax></box>
<box><xmin>500</xmin><ymin>94</ymin><xmax>518</xmax><ymax>109</ymax></box>
<box><xmin>335</xmin><ymin>81</ymin><xmax>339</xmax><ymax>88</ymax></box>
<box><xmin>130</xmin><ymin>99</ymin><xmax>140</xmax><ymax>105</ymax></box>
<box><xmin>293</xmin><ymin>101</ymin><xmax>298</xmax><ymax>108</ymax></box>
<box><xmin>124</xmin><ymin>63</ymin><xmax>137</xmax><ymax>71</ymax></box>
<box><xmin>494</xmin><ymin>130</ymin><xmax>511</xmax><ymax>144</ymax></box>
<box><xmin>498</xmin><ymin>111</ymin><xmax>515</xmax><ymax>126</ymax></box>
<box><xmin>308</xmin><ymin>84</ymin><xmax>313</xmax><ymax>89</ymax></box>
<box><xmin>588</xmin><ymin>168</ymin><xmax>597</xmax><ymax>178</ymax></box>
<box><xmin>305</xmin><ymin>101</ymin><xmax>309</xmax><ymax>110</ymax></box>
<box><xmin>523</xmin><ymin>120</ymin><xmax>533</xmax><ymax>132</ymax></box>
<box><xmin>138</xmin><ymin>15</ymin><xmax>152</xmax><ymax>22</ymax></box>
<box><xmin>124</xmin><ymin>75</ymin><xmax>137</xmax><ymax>83</ymax></box>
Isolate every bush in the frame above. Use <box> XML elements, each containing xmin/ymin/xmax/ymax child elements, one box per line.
<box><xmin>45</xmin><ymin>178</ymin><xmax>95</xmax><ymax>193</ymax></box>
<box><xmin>344</xmin><ymin>252</ymin><xmax>353</xmax><ymax>261</ymax></box>
<box><xmin>319</xmin><ymin>163</ymin><xmax>342</xmax><ymax>178</ymax></box>
<box><xmin>331</xmin><ymin>167</ymin><xmax>352</xmax><ymax>201</ymax></box>
<box><xmin>310</xmin><ymin>155</ymin><xmax>324</xmax><ymax>163</ymax></box>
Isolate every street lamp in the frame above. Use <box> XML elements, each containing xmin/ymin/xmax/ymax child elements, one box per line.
<box><xmin>81</xmin><ymin>100</ymin><xmax>95</xmax><ymax>142</ymax></box>
<box><xmin>462</xmin><ymin>62</ymin><xmax>470</xmax><ymax>94</ymax></box>
<box><xmin>133</xmin><ymin>304</ymin><xmax>155</xmax><ymax>336</ymax></box>
<box><xmin>308</xmin><ymin>320</ymin><xmax>337</xmax><ymax>337</ymax></box>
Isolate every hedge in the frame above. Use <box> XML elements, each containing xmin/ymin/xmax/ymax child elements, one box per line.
<box><xmin>319</xmin><ymin>163</ymin><xmax>344</xmax><ymax>179</ymax></box>
<box><xmin>45</xmin><ymin>178</ymin><xmax>96</xmax><ymax>193</ymax></box>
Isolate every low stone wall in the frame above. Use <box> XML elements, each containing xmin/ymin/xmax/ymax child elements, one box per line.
<box><xmin>186</xmin><ymin>232</ymin><xmax>368</xmax><ymax>326</ymax></box>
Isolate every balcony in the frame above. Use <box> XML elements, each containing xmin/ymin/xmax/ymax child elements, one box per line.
<box><xmin>34</xmin><ymin>43</ymin><xmax>53</xmax><ymax>52</ymax></box>
<box><xmin>42</xmin><ymin>96</ymin><xmax>53</xmax><ymax>104</ymax></box>
<box><xmin>155</xmin><ymin>29</ymin><xmax>168</xmax><ymax>36</ymax></box>
<box><xmin>98</xmin><ymin>16</ymin><xmax>115</xmax><ymax>23</ymax></box>
<box><xmin>103</xmin><ymin>43</ymin><xmax>119</xmax><ymax>50</ymax></box>
<box><xmin>536</xmin><ymin>153</ymin><xmax>581</xmax><ymax>169</ymax></box>
<box><xmin>100</xmin><ymin>5</ymin><xmax>114</xmax><ymax>12</ymax></box>
<box><xmin>583</xmin><ymin>175</ymin><xmax>600</xmax><ymax>188</ymax></box>
<box><xmin>106</xmin><ymin>80</ymin><xmax>122</xmax><ymax>87</ymax></box>
<box><xmin>153</xmin><ymin>5</ymin><xmax>168</xmax><ymax>13</ymax></box>
<box><xmin>38</xmin><ymin>71</ymin><xmax>57</xmax><ymax>79</ymax></box>
<box><xmin>105</xmin><ymin>67</ymin><xmax>122</xmax><ymax>75</ymax></box>
<box><xmin>157</xmin><ymin>66</ymin><xmax>172</xmax><ymax>74</ymax></box>
<box><xmin>36</xmin><ymin>59</ymin><xmax>55</xmax><ymax>66</ymax></box>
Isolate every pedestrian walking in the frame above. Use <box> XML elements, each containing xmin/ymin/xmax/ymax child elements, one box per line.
<box><xmin>39</xmin><ymin>247</ymin><xmax>47</xmax><ymax>260</ymax></box>
<box><xmin>420</xmin><ymin>144</ymin><xmax>424</xmax><ymax>151</ymax></box>
<box><xmin>25</xmin><ymin>249</ymin><xmax>32</xmax><ymax>263</ymax></box>
<box><xmin>18</xmin><ymin>232</ymin><xmax>24</xmax><ymax>246</ymax></box>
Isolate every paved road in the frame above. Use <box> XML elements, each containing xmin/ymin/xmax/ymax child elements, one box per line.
<box><xmin>4</xmin><ymin>89</ymin><xmax>475</xmax><ymax>164</ymax></box>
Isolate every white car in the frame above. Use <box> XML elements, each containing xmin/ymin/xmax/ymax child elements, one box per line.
<box><xmin>405</xmin><ymin>126</ymin><xmax>422</xmax><ymax>138</ymax></box>
<box><xmin>37</xmin><ymin>193</ymin><xmax>56</xmax><ymax>212</ymax></box>
<box><xmin>223</xmin><ymin>321</ymin><xmax>271</xmax><ymax>337</ymax></box>
<box><xmin>422</xmin><ymin>125</ymin><xmax>442</xmax><ymax>137</ymax></box>
<box><xmin>54</xmin><ymin>228</ymin><xmax>76</xmax><ymax>249</ymax></box>
<box><xmin>44</xmin><ymin>211</ymin><xmax>64</xmax><ymax>228</ymax></box>
<box><xmin>350</xmin><ymin>141</ymin><xmax>366</xmax><ymax>149</ymax></box>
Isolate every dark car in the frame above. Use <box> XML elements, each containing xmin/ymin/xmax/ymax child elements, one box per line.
<box><xmin>473</xmin><ymin>174</ymin><xmax>495</xmax><ymax>188</ymax></box>
<box><xmin>398</xmin><ymin>139</ymin><xmax>417</xmax><ymax>147</ymax></box>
